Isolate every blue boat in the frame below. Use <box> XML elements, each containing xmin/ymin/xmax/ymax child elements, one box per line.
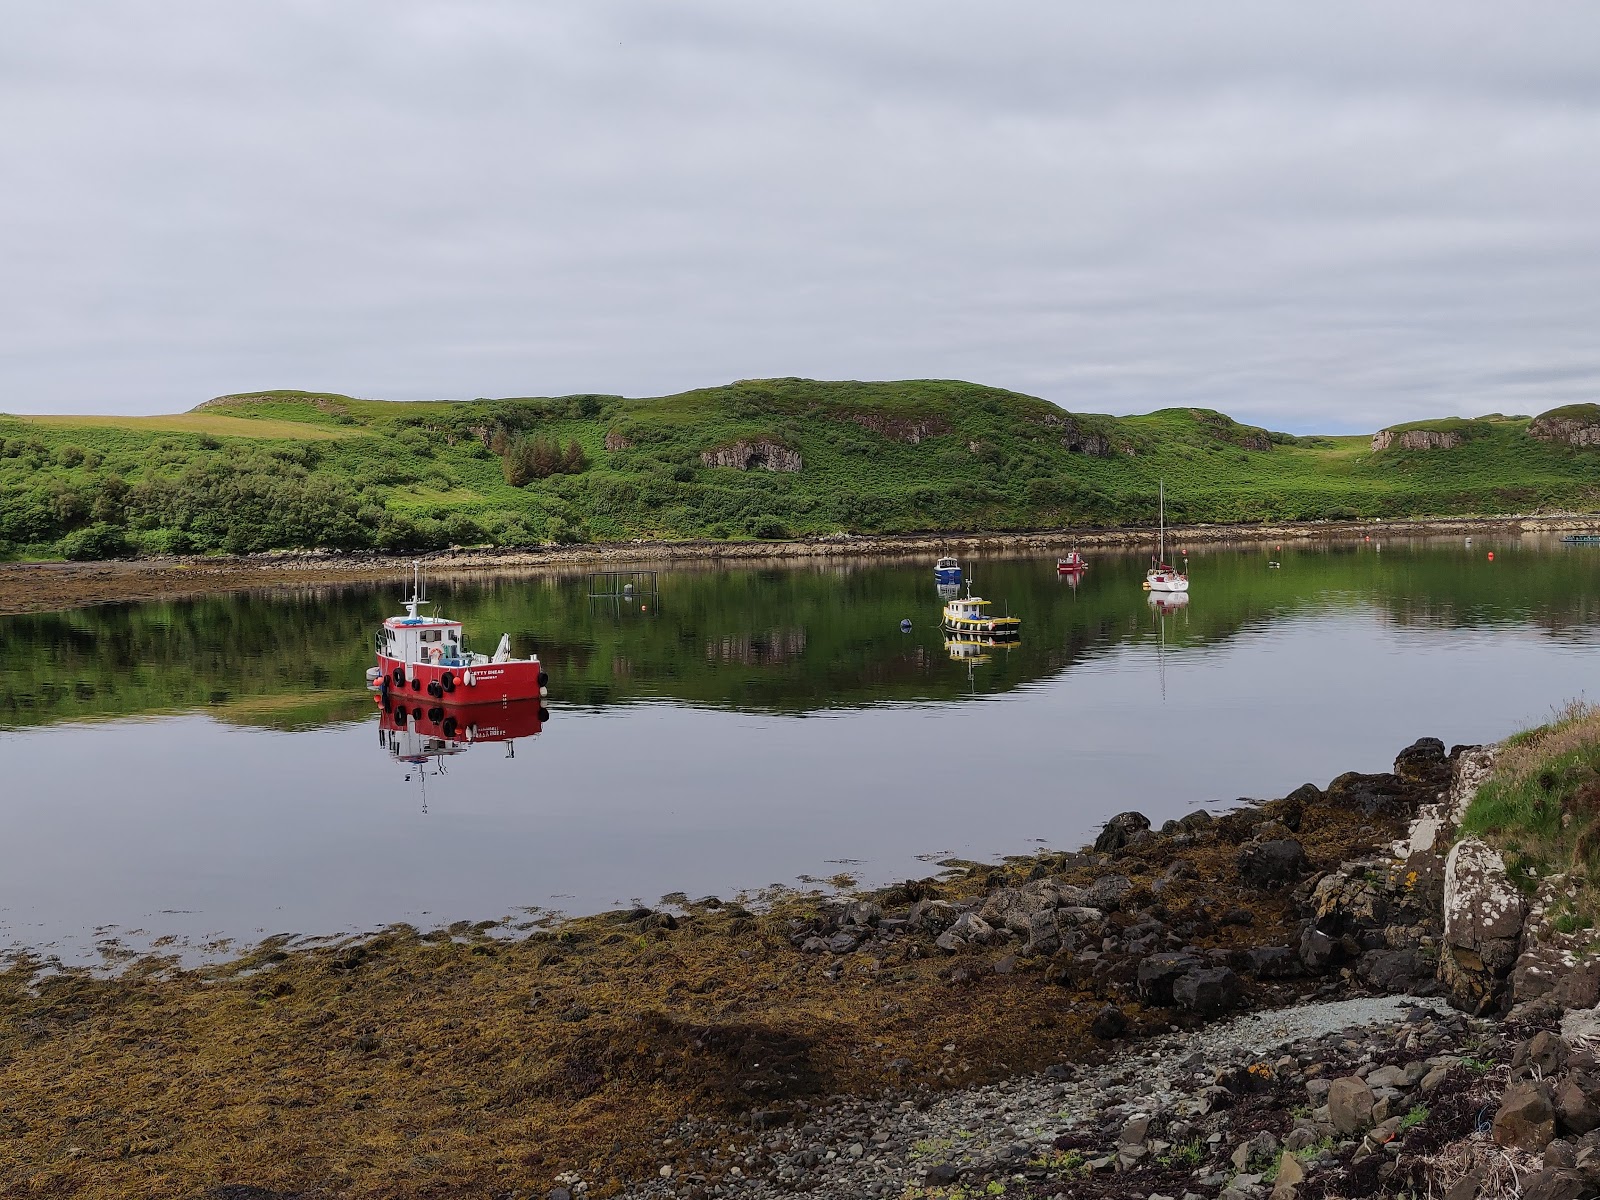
<box><xmin>934</xmin><ymin>556</ymin><xmax>962</xmax><ymax>585</ymax></box>
<box><xmin>1563</xmin><ymin>534</ymin><xmax>1600</xmax><ymax>546</ymax></box>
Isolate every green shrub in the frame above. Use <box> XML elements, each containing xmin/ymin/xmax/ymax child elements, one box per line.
<box><xmin>59</xmin><ymin>522</ymin><xmax>132</xmax><ymax>560</ymax></box>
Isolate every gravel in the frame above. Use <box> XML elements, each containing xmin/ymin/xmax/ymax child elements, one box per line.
<box><xmin>611</xmin><ymin>995</ymin><xmax>1470</xmax><ymax>1200</ymax></box>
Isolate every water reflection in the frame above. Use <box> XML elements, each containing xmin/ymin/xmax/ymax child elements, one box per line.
<box><xmin>378</xmin><ymin>698</ymin><xmax>546</xmax><ymax>812</ymax></box>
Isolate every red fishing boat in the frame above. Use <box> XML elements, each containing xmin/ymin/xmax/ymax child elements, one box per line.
<box><xmin>1056</xmin><ymin>550</ymin><xmax>1087</xmax><ymax>573</ymax></box>
<box><xmin>367</xmin><ymin>565</ymin><xmax>548</xmax><ymax>705</ymax></box>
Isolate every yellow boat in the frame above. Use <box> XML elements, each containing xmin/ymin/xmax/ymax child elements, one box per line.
<box><xmin>941</xmin><ymin>594</ymin><xmax>1021</xmax><ymax>639</ymax></box>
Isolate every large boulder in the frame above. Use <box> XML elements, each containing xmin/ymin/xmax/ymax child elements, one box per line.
<box><xmin>1094</xmin><ymin>811</ymin><xmax>1151</xmax><ymax>852</ymax></box>
<box><xmin>1359</xmin><ymin>948</ymin><xmax>1433</xmax><ymax>994</ymax></box>
<box><xmin>1441</xmin><ymin>837</ymin><xmax>1529</xmax><ymax>1010</ymax></box>
<box><xmin>1090</xmin><ymin>1004</ymin><xmax>1129</xmax><ymax>1039</ymax></box>
<box><xmin>1085</xmin><ymin>874</ymin><xmax>1134</xmax><ymax>912</ymax></box>
<box><xmin>1494</xmin><ymin>1082</ymin><xmax>1557</xmax><ymax>1151</ymax></box>
<box><xmin>1312</xmin><ymin>867</ymin><xmax>1390</xmax><ymax>936</ymax></box>
<box><xmin>1328</xmin><ymin>1076</ymin><xmax>1376</xmax><ymax>1134</ymax></box>
<box><xmin>1137</xmin><ymin>952</ymin><xmax>1205</xmax><ymax>1005</ymax></box>
<box><xmin>1173</xmin><ymin>967</ymin><xmax>1242</xmax><ymax>1016</ymax></box>
<box><xmin>1394</xmin><ymin>736</ymin><xmax>1452</xmax><ymax>790</ymax></box>
<box><xmin>1554</xmin><ymin>1077</ymin><xmax>1600</xmax><ymax>1136</ymax></box>
<box><xmin>1520</xmin><ymin>1169</ymin><xmax>1593</xmax><ymax>1200</ymax></box>
<box><xmin>1325</xmin><ymin>770</ymin><xmax>1410</xmax><ymax>817</ymax></box>
<box><xmin>1237</xmin><ymin>838</ymin><xmax>1309</xmax><ymax>889</ymax></box>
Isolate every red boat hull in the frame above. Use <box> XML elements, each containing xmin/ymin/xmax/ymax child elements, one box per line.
<box><xmin>375</xmin><ymin>654</ymin><xmax>545</xmax><ymax>704</ymax></box>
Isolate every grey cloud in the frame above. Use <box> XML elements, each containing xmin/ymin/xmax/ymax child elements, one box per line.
<box><xmin>1</xmin><ymin>1</ymin><xmax>1597</xmax><ymax>431</ymax></box>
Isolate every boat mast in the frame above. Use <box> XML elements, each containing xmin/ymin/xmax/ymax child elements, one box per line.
<box><xmin>1158</xmin><ymin>479</ymin><xmax>1165</xmax><ymax>566</ymax></box>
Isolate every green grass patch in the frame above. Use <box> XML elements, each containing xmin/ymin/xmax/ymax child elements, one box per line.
<box><xmin>1461</xmin><ymin>701</ymin><xmax>1600</xmax><ymax>908</ymax></box>
<box><xmin>13</xmin><ymin>412</ymin><xmax>358</xmax><ymax>440</ymax></box>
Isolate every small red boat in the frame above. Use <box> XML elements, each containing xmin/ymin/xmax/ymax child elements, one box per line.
<box><xmin>1056</xmin><ymin>551</ymin><xmax>1088</xmax><ymax>573</ymax></box>
<box><xmin>367</xmin><ymin>566</ymin><xmax>548</xmax><ymax>705</ymax></box>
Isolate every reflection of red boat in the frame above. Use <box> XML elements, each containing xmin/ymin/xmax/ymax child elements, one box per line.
<box><xmin>378</xmin><ymin>696</ymin><xmax>546</xmax><ymax>762</ymax></box>
<box><xmin>1056</xmin><ymin>551</ymin><xmax>1087</xmax><ymax>573</ymax></box>
<box><xmin>368</xmin><ymin>565</ymin><xmax>547</xmax><ymax>705</ymax></box>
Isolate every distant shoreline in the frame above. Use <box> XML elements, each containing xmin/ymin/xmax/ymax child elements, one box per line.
<box><xmin>1</xmin><ymin>511</ymin><xmax>1596</xmax><ymax>617</ymax></box>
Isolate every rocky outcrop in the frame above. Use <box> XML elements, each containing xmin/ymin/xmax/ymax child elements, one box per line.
<box><xmin>839</xmin><ymin>412</ymin><xmax>950</xmax><ymax>444</ymax></box>
<box><xmin>604</xmin><ymin>429</ymin><xmax>634</xmax><ymax>451</ymax></box>
<box><xmin>1371</xmin><ymin>428</ymin><xmax>1464</xmax><ymax>452</ymax></box>
<box><xmin>1039</xmin><ymin>413</ymin><xmax>1114</xmax><ymax>457</ymax></box>
<box><xmin>1530</xmin><ymin>414</ymin><xmax>1600</xmax><ymax>448</ymax></box>
<box><xmin>1441</xmin><ymin>836</ymin><xmax>1529</xmax><ymax>1012</ymax></box>
<box><xmin>699</xmin><ymin>440</ymin><xmax>802</xmax><ymax>472</ymax></box>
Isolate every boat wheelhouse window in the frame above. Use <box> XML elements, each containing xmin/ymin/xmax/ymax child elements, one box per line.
<box><xmin>421</xmin><ymin>630</ymin><xmax>442</xmax><ymax>643</ymax></box>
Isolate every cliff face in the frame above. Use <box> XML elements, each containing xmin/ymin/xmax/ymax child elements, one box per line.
<box><xmin>1371</xmin><ymin>428</ymin><xmax>1464</xmax><ymax>452</ymax></box>
<box><xmin>1039</xmin><ymin>414</ymin><xmax>1113</xmax><ymax>457</ymax></box>
<box><xmin>1529</xmin><ymin>414</ymin><xmax>1600</xmax><ymax>448</ymax></box>
<box><xmin>839</xmin><ymin>412</ymin><xmax>950</xmax><ymax>444</ymax></box>
<box><xmin>699</xmin><ymin>439</ymin><xmax>802</xmax><ymax>472</ymax></box>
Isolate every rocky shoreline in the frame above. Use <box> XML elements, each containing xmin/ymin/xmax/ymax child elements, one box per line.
<box><xmin>5</xmin><ymin>735</ymin><xmax>1599</xmax><ymax>1199</ymax></box>
<box><xmin>588</xmin><ymin>738</ymin><xmax>1600</xmax><ymax>1200</ymax></box>
<box><xmin>2</xmin><ymin>511</ymin><xmax>1596</xmax><ymax>615</ymax></box>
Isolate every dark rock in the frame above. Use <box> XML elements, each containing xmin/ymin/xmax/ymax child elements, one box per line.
<box><xmin>1023</xmin><ymin>909</ymin><xmax>1060</xmax><ymax>958</ymax></box>
<box><xmin>799</xmin><ymin>936</ymin><xmax>829</xmax><ymax>954</ymax></box>
<box><xmin>1445</xmin><ymin>1169</ymin><xmax>1486</xmax><ymax>1200</ymax></box>
<box><xmin>1220</xmin><ymin>906</ymin><xmax>1254</xmax><ymax>926</ymax></box>
<box><xmin>1246</xmin><ymin>946</ymin><xmax>1301</xmax><ymax>979</ymax></box>
<box><xmin>1518</xmin><ymin>1032</ymin><xmax>1572</xmax><ymax>1076</ymax></box>
<box><xmin>1556</xmin><ymin>1077</ymin><xmax>1600</xmax><ymax>1136</ymax></box>
<box><xmin>1094</xmin><ymin>812</ymin><xmax>1151</xmax><ymax>852</ymax></box>
<box><xmin>548</xmin><ymin>1189</ymin><xmax>572</xmax><ymax>1200</ymax></box>
<box><xmin>1496</xmin><ymin>1082</ymin><xmax>1558</xmax><ymax>1151</ymax></box>
<box><xmin>1137</xmin><ymin>952</ymin><xmax>1204</xmax><ymax>1005</ymax></box>
<box><xmin>1300</xmin><ymin>926</ymin><xmax>1335</xmax><ymax>971</ymax></box>
<box><xmin>1329</xmin><ymin>1076</ymin><xmax>1377</xmax><ymax>1134</ymax></box>
<box><xmin>1085</xmin><ymin>874</ymin><xmax>1134</xmax><ymax>912</ymax></box>
<box><xmin>828</xmin><ymin>931</ymin><xmax>861</xmax><ymax>955</ymax></box>
<box><xmin>1172</xmin><ymin>966</ymin><xmax>1242</xmax><ymax>1016</ymax></box>
<box><xmin>1556</xmin><ymin>961</ymin><xmax>1600</xmax><ymax>1011</ymax></box>
<box><xmin>1394</xmin><ymin>737</ymin><xmax>1450</xmax><ymax>786</ymax></box>
<box><xmin>1091</xmin><ymin>1004</ymin><xmax>1129</xmax><ymax>1039</ymax></box>
<box><xmin>1521</xmin><ymin>1168</ymin><xmax>1594</xmax><ymax>1200</ymax></box>
<box><xmin>1237</xmin><ymin>838</ymin><xmax>1309</xmax><ymax>889</ymax></box>
<box><xmin>1177</xmin><ymin>809</ymin><xmax>1215</xmax><ymax>832</ymax></box>
<box><xmin>924</xmin><ymin>1164</ymin><xmax>960</xmax><ymax>1185</ymax></box>
<box><xmin>842</xmin><ymin>900</ymin><xmax>882</xmax><ymax>928</ymax></box>
<box><xmin>1325</xmin><ymin>770</ymin><xmax>1409</xmax><ymax>817</ymax></box>
<box><xmin>1359</xmin><ymin>948</ymin><xmax>1432</xmax><ymax>994</ymax></box>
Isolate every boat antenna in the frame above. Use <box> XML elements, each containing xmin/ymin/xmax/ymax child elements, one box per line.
<box><xmin>1158</xmin><ymin>478</ymin><xmax>1165</xmax><ymax>566</ymax></box>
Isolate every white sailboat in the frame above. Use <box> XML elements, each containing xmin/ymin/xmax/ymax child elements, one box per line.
<box><xmin>1144</xmin><ymin>479</ymin><xmax>1190</xmax><ymax>594</ymax></box>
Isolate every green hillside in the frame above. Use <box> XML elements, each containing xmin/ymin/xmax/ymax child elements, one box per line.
<box><xmin>1</xmin><ymin>379</ymin><xmax>1597</xmax><ymax>560</ymax></box>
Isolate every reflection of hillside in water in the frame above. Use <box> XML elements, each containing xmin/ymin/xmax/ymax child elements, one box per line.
<box><xmin>2</xmin><ymin>541</ymin><xmax>1598</xmax><ymax>729</ymax></box>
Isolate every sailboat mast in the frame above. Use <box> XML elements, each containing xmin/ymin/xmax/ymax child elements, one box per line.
<box><xmin>1158</xmin><ymin>479</ymin><xmax>1165</xmax><ymax>564</ymax></box>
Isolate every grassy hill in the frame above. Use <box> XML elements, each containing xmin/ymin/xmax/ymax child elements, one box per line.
<box><xmin>1</xmin><ymin>379</ymin><xmax>1597</xmax><ymax>560</ymax></box>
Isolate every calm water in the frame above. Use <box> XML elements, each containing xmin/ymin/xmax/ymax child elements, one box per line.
<box><xmin>2</xmin><ymin>536</ymin><xmax>1597</xmax><ymax>965</ymax></box>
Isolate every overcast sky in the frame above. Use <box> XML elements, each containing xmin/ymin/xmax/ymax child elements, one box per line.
<box><xmin>3</xmin><ymin>3</ymin><xmax>1598</xmax><ymax>432</ymax></box>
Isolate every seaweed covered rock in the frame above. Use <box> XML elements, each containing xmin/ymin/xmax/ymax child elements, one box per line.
<box><xmin>1094</xmin><ymin>811</ymin><xmax>1151</xmax><ymax>853</ymax></box>
<box><xmin>1237</xmin><ymin>837</ymin><xmax>1309</xmax><ymax>889</ymax></box>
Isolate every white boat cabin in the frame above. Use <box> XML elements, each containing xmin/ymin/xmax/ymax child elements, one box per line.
<box><xmin>945</xmin><ymin>597</ymin><xmax>992</xmax><ymax>620</ymax></box>
<box><xmin>380</xmin><ymin>614</ymin><xmax>465</xmax><ymax>666</ymax></box>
